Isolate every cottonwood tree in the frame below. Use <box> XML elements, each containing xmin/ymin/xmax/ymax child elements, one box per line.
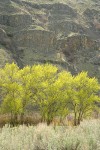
<box><xmin>0</xmin><ymin>63</ymin><xmax>22</xmax><ymax>124</ymax></box>
<box><xmin>31</xmin><ymin>64</ymin><xmax>58</xmax><ymax>125</ymax></box>
<box><xmin>67</xmin><ymin>72</ymin><xmax>100</xmax><ymax>125</ymax></box>
<box><xmin>18</xmin><ymin>65</ymin><xmax>33</xmax><ymax>123</ymax></box>
<box><xmin>38</xmin><ymin>70</ymin><xmax>73</xmax><ymax>125</ymax></box>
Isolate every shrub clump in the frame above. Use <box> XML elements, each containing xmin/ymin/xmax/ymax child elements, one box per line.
<box><xmin>0</xmin><ymin>119</ymin><xmax>100</xmax><ymax>150</ymax></box>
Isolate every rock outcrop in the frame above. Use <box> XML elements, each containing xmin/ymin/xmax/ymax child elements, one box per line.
<box><xmin>0</xmin><ymin>0</ymin><xmax>100</xmax><ymax>80</ymax></box>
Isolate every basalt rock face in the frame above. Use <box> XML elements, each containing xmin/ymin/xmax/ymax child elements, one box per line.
<box><xmin>0</xmin><ymin>0</ymin><xmax>100</xmax><ymax>80</ymax></box>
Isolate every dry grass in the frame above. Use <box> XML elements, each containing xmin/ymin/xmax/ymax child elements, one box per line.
<box><xmin>0</xmin><ymin>112</ymin><xmax>42</xmax><ymax>127</ymax></box>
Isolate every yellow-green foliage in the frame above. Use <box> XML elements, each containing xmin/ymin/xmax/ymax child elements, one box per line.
<box><xmin>0</xmin><ymin>63</ymin><xmax>100</xmax><ymax>125</ymax></box>
<box><xmin>67</xmin><ymin>72</ymin><xmax>100</xmax><ymax>125</ymax></box>
<box><xmin>0</xmin><ymin>63</ymin><xmax>22</xmax><ymax>114</ymax></box>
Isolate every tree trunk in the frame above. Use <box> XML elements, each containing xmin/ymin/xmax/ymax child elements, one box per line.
<box><xmin>10</xmin><ymin>113</ymin><xmax>18</xmax><ymax>126</ymax></box>
<box><xmin>77</xmin><ymin>111</ymin><xmax>83</xmax><ymax>125</ymax></box>
<box><xmin>14</xmin><ymin>113</ymin><xmax>18</xmax><ymax>125</ymax></box>
<box><xmin>47</xmin><ymin>115</ymin><xmax>53</xmax><ymax>126</ymax></box>
<box><xmin>20</xmin><ymin>113</ymin><xmax>24</xmax><ymax>124</ymax></box>
<box><xmin>74</xmin><ymin>104</ymin><xmax>77</xmax><ymax>126</ymax></box>
<box><xmin>47</xmin><ymin>119</ymin><xmax>51</xmax><ymax>126</ymax></box>
<box><xmin>10</xmin><ymin>112</ymin><xmax>14</xmax><ymax>126</ymax></box>
<box><xmin>74</xmin><ymin>112</ymin><xmax>77</xmax><ymax>126</ymax></box>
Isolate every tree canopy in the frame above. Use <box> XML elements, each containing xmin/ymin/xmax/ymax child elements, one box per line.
<box><xmin>0</xmin><ymin>63</ymin><xmax>100</xmax><ymax>125</ymax></box>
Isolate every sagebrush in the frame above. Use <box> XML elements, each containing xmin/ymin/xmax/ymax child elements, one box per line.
<box><xmin>0</xmin><ymin>119</ymin><xmax>100</xmax><ymax>150</ymax></box>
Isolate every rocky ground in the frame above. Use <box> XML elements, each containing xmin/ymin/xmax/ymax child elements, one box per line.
<box><xmin>0</xmin><ymin>0</ymin><xmax>100</xmax><ymax>80</ymax></box>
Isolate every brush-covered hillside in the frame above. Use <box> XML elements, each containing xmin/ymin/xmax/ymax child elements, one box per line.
<box><xmin>0</xmin><ymin>0</ymin><xmax>100</xmax><ymax>79</ymax></box>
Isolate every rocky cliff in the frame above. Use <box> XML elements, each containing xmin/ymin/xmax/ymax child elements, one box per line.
<box><xmin>0</xmin><ymin>0</ymin><xmax>100</xmax><ymax>80</ymax></box>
